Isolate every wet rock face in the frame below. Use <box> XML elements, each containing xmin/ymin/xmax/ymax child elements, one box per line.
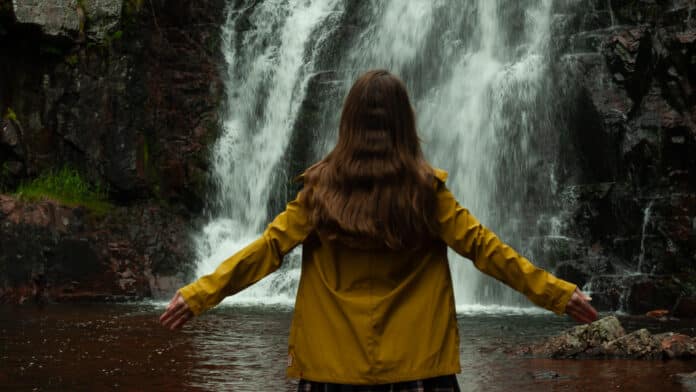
<box><xmin>0</xmin><ymin>0</ymin><xmax>225</xmax><ymax>302</ymax></box>
<box><xmin>0</xmin><ymin>195</ymin><xmax>194</xmax><ymax>303</ymax></box>
<box><xmin>546</xmin><ymin>0</ymin><xmax>696</xmax><ymax>314</ymax></box>
<box><xmin>518</xmin><ymin>316</ymin><xmax>696</xmax><ymax>360</ymax></box>
<box><xmin>0</xmin><ymin>0</ymin><xmax>225</xmax><ymax>211</ymax></box>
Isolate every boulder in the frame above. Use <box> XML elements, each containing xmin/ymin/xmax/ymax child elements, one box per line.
<box><xmin>657</xmin><ymin>332</ymin><xmax>696</xmax><ymax>359</ymax></box>
<box><xmin>11</xmin><ymin>0</ymin><xmax>121</xmax><ymax>42</ymax></box>
<box><xmin>12</xmin><ymin>0</ymin><xmax>81</xmax><ymax>39</ymax></box>
<box><xmin>601</xmin><ymin>328</ymin><xmax>661</xmax><ymax>359</ymax></box>
<box><xmin>517</xmin><ymin>316</ymin><xmax>625</xmax><ymax>358</ymax></box>
<box><xmin>517</xmin><ymin>316</ymin><xmax>696</xmax><ymax>360</ymax></box>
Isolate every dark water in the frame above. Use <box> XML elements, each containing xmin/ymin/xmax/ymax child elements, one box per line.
<box><xmin>1</xmin><ymin>304</ymin><xmax>695</xmax><ymax>391</ymax></box>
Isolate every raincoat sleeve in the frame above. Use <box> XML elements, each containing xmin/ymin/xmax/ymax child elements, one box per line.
<box><xmin>178</xmin><ymin>194</ymin><xmax>313</xmax><ymax>316</ymax></box>
<box><xmin>434</xmin><ymin>171</ymin><xmax>576</xmax><ymax>315</ymax></box>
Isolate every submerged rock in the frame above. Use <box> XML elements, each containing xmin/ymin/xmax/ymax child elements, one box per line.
<box><xmin>518</xmin><ymin>316</ymin><xmax>696</xmax><ymax>360</ymax></box>
<box><xmin>673</xmin><ymin>371</ymin><xmax>696</xmax><ymax>392</ymax></box>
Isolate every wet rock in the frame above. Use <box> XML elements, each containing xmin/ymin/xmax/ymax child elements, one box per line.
<box><xmin>601</xmin><ymin>328</ymin><xmax>661</xmax><ymax>359</ymax></box>
<box><xmin>657</xmin><ymin>332</ymin><xmax>696</xmax><ymax>359</ymax></box>
<box><xmin>518</xmin><ymin>316</ymin><xmax>696</xmax><ymax>360</ymax></box>
<box><xmin>584</xmin><ymin>275</ymin><xmax>684</xmax><ymax>313</ymax></box>
<box><xmin>518</xmin><ymin>316</ymin><xmax>625</xmax><ymax>358</ymax></box>
<box><xmin>12</xmin><ymin>0</ymin><xmax>81</xmax><ymax>39</ymax></box>
<box><xmin>673</xmin><ymin>371</ymin><xmax>696</xmax><ymax>392</ymax></box>
<box><xmin>645</xmin><ymin>309</ymin><xmax>669</xmax><ymax>318</ymax></box>
<box><xmin>11</xmin><ymin>0</ymin><xmax>121</xmax><ymax>42</ymax></box>
<box><xmin>0</xmin><ymin>195</ymin><xmax>195</xmax><ymax>303</ymax></box>
<box><xmin>549</xmin><ymin>0</ymin><xmax>696</xmax><ymax>315</ymax></box>
<box><xmin>603</xmin><ymin>26</ymin><xmax>652</xmax><ymax>101</ymax></box>
<box><xmin>1</xmin><ymin>0</ymin><xmax>225</xmax><ymax>212</ymax></box>
<box><xmin>1</xmin><ymin>119</ymin><xmax>21</xmax><ymax>147</ymax></box>
<box><xmin>673</xmin><ymin>297</ymin><xmax>696</xmax><ymax>319</ymax></box>
<box><xmin>81</xmin><ymin>0</ymin><xmax>122</xmax><ymax>42</ymax></box>
<box><xmin>527</xmin><ymin>370</ymin><xmax>564</xmax><ymax>380</ymax></box>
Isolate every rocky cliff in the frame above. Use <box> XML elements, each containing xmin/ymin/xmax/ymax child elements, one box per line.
<box><xmin>0</xmin><ymin>0</ymin><xmax>226</xmax><ymax>302</ymax></box>
<box><xmin>547</xmin><ymin>0</ymin><xmax>696</xmax><ymax>315</ymax></box>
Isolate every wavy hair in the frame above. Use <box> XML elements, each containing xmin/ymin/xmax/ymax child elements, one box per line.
<box><xmin>301</xmin><ymin>70</ymin><xmax>438</xmax><ymax>250</ymax></box>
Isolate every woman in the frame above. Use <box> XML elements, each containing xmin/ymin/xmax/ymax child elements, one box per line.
<box><xmin>160</xmin><ymin>70</ymin><xmax>597</xmax><ymax>391</ymax></box>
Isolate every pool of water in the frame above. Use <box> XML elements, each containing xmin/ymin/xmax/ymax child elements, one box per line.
<box><xmin>1</xmin><ymin>303</ymin><xmax>694</xmax><ymax>391</ymax></box>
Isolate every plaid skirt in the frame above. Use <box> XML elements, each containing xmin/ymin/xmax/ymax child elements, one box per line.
<box><xmin>297</xmin><ymin>375</ymin><xmax>460</xmax><ymax>392</ymax></box>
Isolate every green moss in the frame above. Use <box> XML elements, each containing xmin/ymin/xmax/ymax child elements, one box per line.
<box><xmin>142</xmin><ymin>135</ymin><xmax>150</xmax><ymax>169</ymax></box>
<box><xmin>39</xmin><ymin>44</ymin><xmax>64</xmax><ymax>56</ymax></box>
<box><xmin>3</xmin><ymin>107</ymin><xmax>17</xmax><ymax>122</ymax></box>
<box><xmin>15</xmin><ymin>166</ymin><xmax>113</xmax><ymax>214</ymax></box>
<box><xmin>139</xmin><ymin>134</ymin><xmax>163</xmax><ymax>198</ymax></box>
<box><xmin>65</xmin><ymin>53</ymin><xmax>79</xmax><ymax>66</ymax></box>
<box><xmin>124</xmin><ymin>0</ymin><xmax>145</xmax><ymax>15</ymax></box>
<box><xmin>74</xmin><ymin>0</ymin><xmax>88</xmax><ymax>37</ymax></box>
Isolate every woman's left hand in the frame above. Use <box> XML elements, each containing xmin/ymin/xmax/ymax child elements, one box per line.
<box><xmin>565</xmin><ymin>287</ymin><xmax>598</xmax><ymax>324</ymax></box>
<box><xmin>159</xmin><ymin>291</ymin><xmax>194</xmax><ymax>330</ymax></box>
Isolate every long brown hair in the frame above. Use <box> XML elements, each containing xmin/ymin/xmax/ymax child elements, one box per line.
<box><xmin>301</xmin><ymin>70</ymin><xmax>439</xmax><ymax>250</ymax></box>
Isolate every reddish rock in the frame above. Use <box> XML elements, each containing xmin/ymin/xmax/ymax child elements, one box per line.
<box><xmin>657</xmin><ymin>333</ymin><xmax>696</xmax><ymax>359</ymax></box>
<box><xmin>0</xmin><ymin>195</ymin><xmax>193</xmax><ymax>304</ymax></box>
<box><xmin>646</xmin><ymin>309</ymin><xmax>670</xmax><ymax>318</ymax></box>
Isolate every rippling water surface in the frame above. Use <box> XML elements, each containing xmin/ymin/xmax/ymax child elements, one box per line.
<box><xmin>2</xmin><ymin>304</ymin><xmax>694</xmax><ymax>391</ymax></box>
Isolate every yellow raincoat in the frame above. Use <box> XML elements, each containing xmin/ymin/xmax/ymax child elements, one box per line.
<box><xmin>178</xmin><ymin>168</ymin><xmax>576</xmax><ymax>384</ymax></box>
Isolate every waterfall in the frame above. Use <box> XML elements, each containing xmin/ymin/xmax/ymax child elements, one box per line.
<box><xmin>192</xmin><ymin>0</ymin><xmax>343</xmax><ymax>305</ymax></box>
<box><xmin>194</xmin><ymin>0</ymin><xmax>560</xmax><ymax>310</ymax></box>
<box><xmin>607</xmin><ymin>0</ymin><xmax>616</xmax><ymax>26</ymax></box>
<box><xmin>636</xmin><ymin>200</ymin><xmax>654</xmax><ymax>274</ymax></box>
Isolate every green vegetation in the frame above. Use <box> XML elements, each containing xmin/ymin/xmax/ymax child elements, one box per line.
<box><xmin>124</xmin><ymin>0</ymin><xmax>145</xmax><ymax>15</ymax></box>
<box><xmin>141</xmin><ymin>135</ymin><xmax>150</xmax><ymax>169</ymax></box>
<box><xmin>103</xmin><ymin>29</ymin><xmax>123</xmax><ymax>46</ymax></box>
<box><xmin>76</xmin><ymin>0</ymin><xmax>88</xmax><ymax>35</ymax></box>
<box><xmin>65</xmin><ymin>53</ymin><xmax>79</xmax><ymax>66</ymax></box>
<box><xmin>15</xmin><ymin>166</ymin><xmax>112</xmax><ymax>213</ymax></box>
<box><xmin>0</xmin><ymin>162</ymin><xmax>12</xmax><ymax>192</ymax></box>
<box><xmin>39</xmin><ymin>44</ymin><xmax>65</xmax><ymax>56</ymax></box>
<box><xmin>86</xmin><ymin>29</ymin><xmax>124</xmax><ymax>52</ymax></box>
<box><xmin>3</xmin><ymin>107</ymin><xmax>17</xmax><ymax>122</ymax></box>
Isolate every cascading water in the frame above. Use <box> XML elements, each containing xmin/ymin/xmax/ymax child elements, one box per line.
<box><xmin>193</xmin><ymin>0</ymin><xmax>343</xmax><ymax>305</ymax></box>
<box><xmin>194</xmin><ymin>0</ymin><xmax>561</xmax><ymax>310</ymax></box>
<box><xmin>636</xmin><ymin>200</ymin><xmax>654</xmax><ymax>274</ymax></box>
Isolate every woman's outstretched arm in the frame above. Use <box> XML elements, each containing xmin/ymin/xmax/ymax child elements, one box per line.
<box><xmin>159</xmin><ymin>195</ymin><xmax>312</xmax><ymax>330</ymax></box>
<box><xmin>435</xmin><ymin>182</ymin><xmax>597</xmax><ymax>323</ymax></box>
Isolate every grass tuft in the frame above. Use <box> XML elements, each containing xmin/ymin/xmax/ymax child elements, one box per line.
<box><xmin>3</xmin><ymin>107</ymin><xmax>17</xmax><ymax>122</ymax></box>
<box><xmin>15</xmin><ymin>166</ymin><xmax>112</xmax><ymax>214</ymax></box>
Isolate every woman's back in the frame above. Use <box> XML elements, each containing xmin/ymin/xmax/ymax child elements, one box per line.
<box><xmin>288</xmin><ymin>169</ymin><xmax>458</xmax><ymax>384</ymax></box>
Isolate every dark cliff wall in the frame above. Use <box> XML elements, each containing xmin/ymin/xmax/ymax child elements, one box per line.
<box><xmin>0</xmin><ymin>0</ymin><xmax>226</xmax><ymax>302</ymax></box>
<box><xmin>548</xmin><ymin>0</ymin><xmax>696</xmax><ymax>315</ymax></box>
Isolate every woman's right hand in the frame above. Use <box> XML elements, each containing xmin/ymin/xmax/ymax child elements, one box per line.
<box><xmin>159</xmin><ymin>291</ymin><xmax>194</xmax><ymax>330</ymax></box>
<box><xmin>565</xmin><ymin>287</ymin><xmax>598</xmax><ymax>323</ymax></box>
